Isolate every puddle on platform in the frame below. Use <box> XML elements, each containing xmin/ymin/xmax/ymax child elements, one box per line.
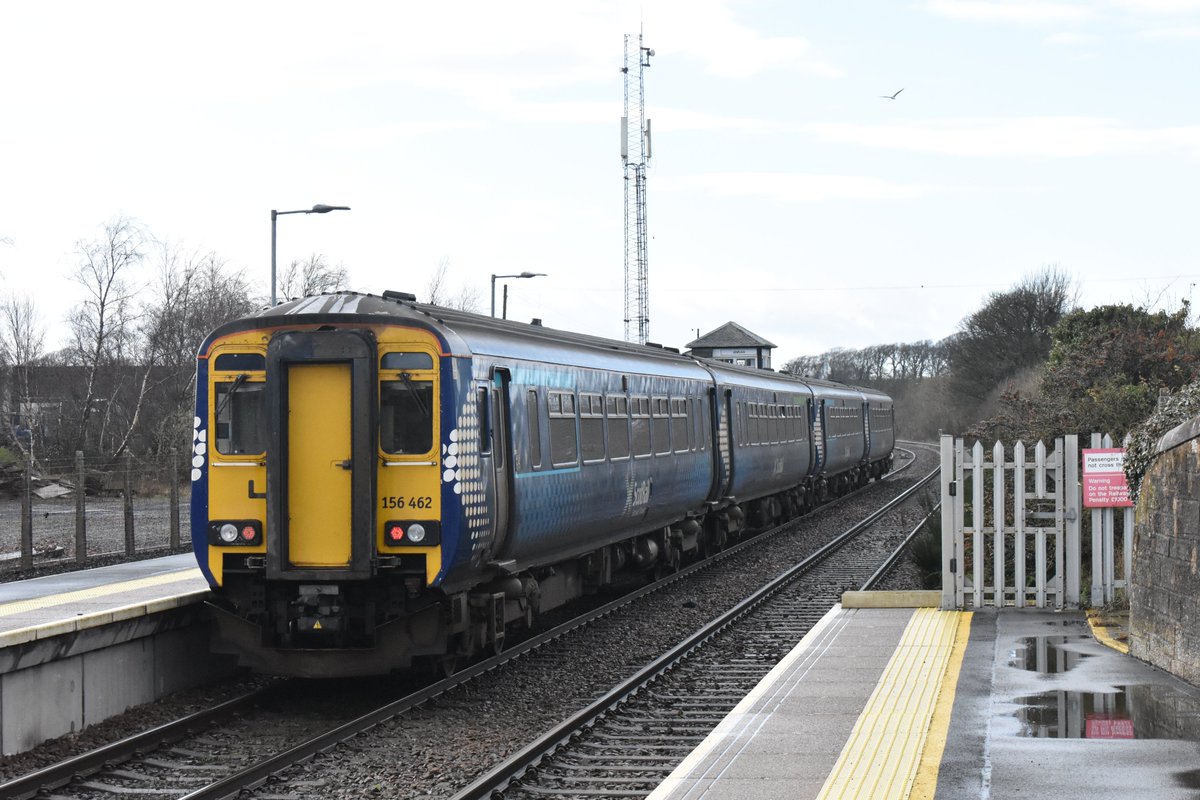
<box><xmin>1014</xmin><ymin>684</ymin><xmax>1200</xmax><ymax>740</ymax></box>
<box><xmin>1008</xmin><ymin>635</ymin><xmax>1093</xmax><ymax>674</ymax></box>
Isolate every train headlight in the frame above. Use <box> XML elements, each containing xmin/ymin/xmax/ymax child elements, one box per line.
<box><xmin>209</xmin><ymin>520</ymin><xmax>263</xmax><ymax>546</ymax></box>
<box><xmin>384</xmin><ymin>521</ymin><xmax>440</xmax><ymax>547</ymax></box>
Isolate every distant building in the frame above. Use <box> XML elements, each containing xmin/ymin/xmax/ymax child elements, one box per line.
<box><xmin>685</xmin><ymin>322</ymin><xmax>776</xmax><ymax>370</ymax></box>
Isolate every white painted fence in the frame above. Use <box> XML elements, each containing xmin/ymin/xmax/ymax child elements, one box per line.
<box><xmin>939</xmin><ymin>434</ymin><xmax>1131</xmax><ymax>610</ymax></box>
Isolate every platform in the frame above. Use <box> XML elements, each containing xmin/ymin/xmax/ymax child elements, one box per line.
<box><xmin>0</xmin><ymin>554</ymin><xmax>220</xmax><ymax>755</ymax></box>
<box><xmin>649</xmin><ymin>603</ymin><xmax>1200</xmax><ymax>800</ymax></box>
<box><xmin>0</xmin><ymin>554</ymin><xmax>208</xmax><ymax>645</ymax></box>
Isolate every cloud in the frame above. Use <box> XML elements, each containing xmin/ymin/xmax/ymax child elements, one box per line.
<box><xmin>658</xmin><ymin>172</ymin><xmax>943</xmax><ymax>202</ymax></box>
<box><xmin>923</xmin><ymin>0</ymin><xmax>1095</xmax><ymax>23</ymax></box>
<box><xmin>643</xmin><ymin>0</ymin><xmax>843</xmax><ymax>78</ymax></box>
<box><xmin>802</xmin><ymin>117</ymin><xmax>1200</xmax><ymax>158</ymax></box>
<box><xmin>1044</xmin><ymin>31</ymin><xmax>1101</xmax><ymax>44</ymax></box>
<box><xmin>1137</xmin><ymin>24</ymin><xmax>1200</xmax><ymax>36</ymax></box>
<box><xmin>1109</xmin><ymin>0</ymin><xmax>1200</xmax><ymax>13</ymax></box>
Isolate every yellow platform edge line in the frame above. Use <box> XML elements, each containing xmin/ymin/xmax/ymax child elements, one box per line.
<box><xmin>816</xmin><ymin>608</ymin><xmax>969</xmax><ymax>800</ymax></box>
<box><xmin>0</xmin><ymin>568</ymin><xmax>205</xmax><ymax>618</ymax></box>
<box><xmin>910</xmin><ymin>611</ymin><xmax>972</xmax><ymax>799</ymax></box>
<box><xmin>1086</xmin><ymin>609</ymin><xmax>1130</xmax><ymax>654</ymax></box>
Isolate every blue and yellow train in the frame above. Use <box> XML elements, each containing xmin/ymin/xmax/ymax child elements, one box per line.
<box><xmin>191</xmin><ymin>291</ymin><xmax>894</xmax><ymax>677</ymax></box>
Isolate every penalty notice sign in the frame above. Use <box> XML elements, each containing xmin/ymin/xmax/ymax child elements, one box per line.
<box><xmin>1082</xmin><ymin>448</ymin><xmax>1133</xmax><ymax>508</ymax></box>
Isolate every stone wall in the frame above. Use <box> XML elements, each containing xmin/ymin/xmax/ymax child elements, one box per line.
<box><xmin>1130</xmin><ymin>417</ymin><xmax>1200</xmax><ymax>685</ymax></box>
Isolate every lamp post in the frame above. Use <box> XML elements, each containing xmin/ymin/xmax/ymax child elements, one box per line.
<box><xmin>490</xmin><ymin>272</ymin><xmax>547</xmax><ymax>318</ymax></box>
<box><xmin>271</xmin><ymin>204</ymin><xmax>351</xmax><ymax>305</ymax></box>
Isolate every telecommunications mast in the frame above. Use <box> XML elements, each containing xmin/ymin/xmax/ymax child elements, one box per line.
<box><xmin>621</xmin><ymin>33</ymin><xmax>653</xmax><ymax>344</ymax></box>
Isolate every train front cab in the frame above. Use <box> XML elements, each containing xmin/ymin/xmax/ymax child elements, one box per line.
<box><xmin>202</xmin><ymin>324</ymin><xmax>449</xmax><ymax>676</ymax></box>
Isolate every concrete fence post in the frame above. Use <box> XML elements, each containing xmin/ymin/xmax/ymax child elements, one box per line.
<box><xmin>124</xmin><ymin>452</ymin><xmax>135</xmax><ymax>556</ymax></box>
<box><xmin>169</xmin><ymin>447</ymin><xmax>181</xmax><ymax>550</ymax></box>
<box><xmin>75</xmin><ymin>450</ymin><xmax>86</xmax><ymax>564</ymax></box>
<box><xmin>20</xmin><ymin>458</ymin><xmax>33</xmax><ymax>571</ymax></box>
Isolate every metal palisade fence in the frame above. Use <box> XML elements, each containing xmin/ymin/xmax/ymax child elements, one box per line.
<box><xmin>939</xmin><ymin>434</ymin><xmax>1132</xmax><ymax>610</ymax></box>
<box><xmin>0</xmin><ymin>450</ymin><xmax>188</xmax><ymax>572</ymax></box>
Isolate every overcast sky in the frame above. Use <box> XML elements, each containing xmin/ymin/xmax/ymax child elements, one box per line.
<box><xmin>2</xmin><ymin>0</ymin><xmax>1198</xmax><ymax>364</ymax></box>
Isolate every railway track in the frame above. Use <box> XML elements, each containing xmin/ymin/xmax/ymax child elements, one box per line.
<box><xmin>0</xmin><ymin>444</ymin><xmax>937</xmax><ymax>800</ymax></box>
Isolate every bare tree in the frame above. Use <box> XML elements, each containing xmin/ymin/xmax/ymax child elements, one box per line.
<box><xmin>0</xmin><ymin>294</ymin><xmax>46</xmax><ymax>457</ymax></box>
<box><xmin>278</xmin><ymin>254</ymin><xmax>349</xmax><ymax>300</ymax></box>
<box><xmin>141</xmin><ymin>246</ymin><xmax>256</xmax><ymax>453</ymax></box>
<box><xmin>425</xmin><ymin>257</ymin><xmax>481</xmax><ymax>312</ymax></box>
<box><xmin>67</xmin><ymin>217</ymin><xmax>147</xmax><ymax>455</ymax></box>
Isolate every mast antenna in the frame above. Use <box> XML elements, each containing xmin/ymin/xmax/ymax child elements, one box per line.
<box><xmin>621</xmin><ymin>33</ymin><xmax>653</xmax><ymax>344</ymax></box>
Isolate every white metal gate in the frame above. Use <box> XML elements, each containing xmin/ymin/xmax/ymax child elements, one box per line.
<box><xmin>940</xmin><ymin>433</ymin><xmax>1132</xmax><ymax>610</ymax></box>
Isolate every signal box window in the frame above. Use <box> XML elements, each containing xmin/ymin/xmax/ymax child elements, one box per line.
<box><xmin>215</xmin><ymin>380</ymin><xmax>266</xmax><ymax>455</ymax></box>
<box><xmin>380</xmin><ymin>380</ymin><xmax>434</xmax><ymax>454</ymax></box>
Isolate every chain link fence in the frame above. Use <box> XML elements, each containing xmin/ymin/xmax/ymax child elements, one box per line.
<box><xmin>0</xmin><ymin>450</ymin><xmax>189</xmax><ymax>574</ymax></box>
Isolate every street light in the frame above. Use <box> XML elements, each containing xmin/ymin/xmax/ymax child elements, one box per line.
<box><xmin>271</xmin><ymin>204</ymin><xmax>351</xmax><ymax>305</ymax></box>
<box><xmin>490</xmin><ymin>272</ymin><xmax>547</xmax><ymax>318</ymax></box>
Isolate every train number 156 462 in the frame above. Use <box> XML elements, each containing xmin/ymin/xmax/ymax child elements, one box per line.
<box><xmin>381</xmin><ymin>496</ymin><xmax>433</xmax><ymax>510</ymax></box>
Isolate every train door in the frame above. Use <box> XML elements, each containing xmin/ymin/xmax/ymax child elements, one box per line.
<box><xmin>287</xmin><ymin>363</ymin><xmax>352</xmax><ymax>566</ymax></box>
<box><xmin>862</xmin><ymin>400</ymin><xmax>872</xmax><ymax>462</ymax></box>
<box><xmin>266</xmin><ymin>330</ymin><xmax>375</xmax><ymax>579</ymax></box>
<box><xmin>486</xmin><ymin>368</ymin><xmax>515</xmax><ymax>557</ymax></box>
<box><xmin>812</xmin><ymin>399</ymin><xmax>826</xmax><ymax>474</ymax></box>
<box><xmin>721</xmin><ymin>389</ymin><xmax>735</xmax><ymax>489</ymax></box>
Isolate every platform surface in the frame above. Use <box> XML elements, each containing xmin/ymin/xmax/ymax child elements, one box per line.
<box><xmin>650</xmin><ymin>604</ymin><xmax>1200</xmax><ymax>800</ymax></box>
<box><xmin>0</xmin><ymin>554</ymin><xmax>208</xmax><ymax>645</ymax></box>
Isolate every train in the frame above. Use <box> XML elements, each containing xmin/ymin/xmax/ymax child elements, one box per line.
<box><xmin>191</xmin><ymin>291</ymin><xmax>894</xmax><ymax>677</ymax></box>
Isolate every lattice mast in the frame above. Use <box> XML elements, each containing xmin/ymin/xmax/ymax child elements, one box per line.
<box><xmin>622</xmin><ymin>33</ymin><xmax>653</xmax><ymax>344</ymax></box>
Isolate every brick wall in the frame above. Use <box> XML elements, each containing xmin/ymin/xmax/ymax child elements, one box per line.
<box><xmin>1130</xmin><ymin>418</ymin><xmax>1200</xmax><ymax>684</ymax></box>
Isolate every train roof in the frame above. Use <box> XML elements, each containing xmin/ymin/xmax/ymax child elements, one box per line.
<box><xmin>202</xmin><ymin>292</ymin><xmax>891</xmax><ymax>404</ymax></box>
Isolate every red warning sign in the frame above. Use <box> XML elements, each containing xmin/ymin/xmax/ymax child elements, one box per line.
<box><xmin>1085</xmin><ymin>713</ymin><xmax>1134</xmax><ymax>739</ymax></box>
<box><xmin>1082</xmin><ymin>448</ymin><xmax>1133</xmax><ymax>509</ymax></box>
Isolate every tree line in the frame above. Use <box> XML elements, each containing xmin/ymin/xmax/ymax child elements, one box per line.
<box><xmin>783</xmin><ymin>267</ymin><xmax>1199</xmax><ymax>446</ymax></box>
<box><xmin>5</xmin><ymin>225</ymin><xmax>1194</xmax><ymax>469</ymax></box>
<box><xmin>0</xmin><ymin>217</ymin><xmax>482</xmax><ymax>468</ymax></box>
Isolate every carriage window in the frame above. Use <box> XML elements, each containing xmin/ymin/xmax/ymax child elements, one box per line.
<box><xmin>215</xmin><ymin>379</ymin><xmax>266</xmax><ymax>455</ymax></box>
<box><xmin>606</xmin><ymin>395</ymin><xmax>630</xmax><ymax>460</ymax></box>
<box><xmin>381</xmin><ymin>352</ymin><xmax>434</xmax><ymax>370</ymax></box>
<box><xmin>580</xmin><ymin>393</ymin><xmax>605</xmax><ymax>463</ymax></box>
<box><xmin>380</xmin><ymin>379</ymin><xmax>434</xmax><ymax>454</ymax></box>
<box><xmin>671</xmin><ymin>398</ymin><xmax>689</xmax><ymax>453</ymax></box>
<box><xmin>652</xmin><ymin>397</ymin><xmax>670</xmax><ymax>455</ymax></box>
<box><xmin>548</xmin><ymin>391</ymin><xmax>579</xmax><ymax>466</ymax></box>
<box><xmin>631</xmin><ymin>396</ymin><xmax>651</xmax><ymax>456</ymax></box>
<box><xmin>526</xmin><ymin>390</ymin><xmax>542</xmax><ymax>469</ymax></box>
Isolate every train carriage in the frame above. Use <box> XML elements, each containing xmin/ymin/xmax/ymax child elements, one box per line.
<box><xmin>192</xmin><ymin>291</ymin><xmax>893</xmax><ymax>677</ymax></box>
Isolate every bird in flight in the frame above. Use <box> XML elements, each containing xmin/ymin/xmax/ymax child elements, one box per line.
<box><xmin>880</xmin><ymin>88</ymin><xmax>904</xmax><ymax>100</ymax></box>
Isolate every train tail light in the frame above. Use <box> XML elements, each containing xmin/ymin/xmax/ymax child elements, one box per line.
<box><xmin>385</xmin><ymin>521</ymin><xmax>440</xmax><ymax>547</ymax></box>
<box><xmin>208</xmin><ymin>520</ymin><xmax>263</xmax><ymax>546</ymax></box>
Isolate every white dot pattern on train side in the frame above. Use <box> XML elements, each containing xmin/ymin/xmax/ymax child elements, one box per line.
<box><xmin>447</xmin><ymin>398</ymin><xmax>490</xmax><ymax>554</ymax></box>
<box><xmin>191</xmin><ymin>415</ymin><xmax>205</xmax><ymax>482</ymax></box>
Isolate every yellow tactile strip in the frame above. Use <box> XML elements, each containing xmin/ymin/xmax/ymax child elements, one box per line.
<box><xmin>817</xmin><ymin>608</ymin><xmax>970</xmax><ymax>800</ymax></box>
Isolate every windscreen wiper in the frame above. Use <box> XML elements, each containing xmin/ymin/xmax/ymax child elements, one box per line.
<box><xmin>214</xmin><ymin>373</ymin><xmax>249</xmax><ymax>418</ymax></box>
<box><xmin>399</xmin><ymin>372</ymin><xmax>430</xmax><ymax>419</ymax></box>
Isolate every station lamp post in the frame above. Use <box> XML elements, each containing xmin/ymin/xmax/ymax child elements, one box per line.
<box><xmin>491</xmin><ymin>272</ymin><xmax>547</xmax><ymax>318</ymax></box>
<box><xmin>271</xmin><ymin>204</ymin><xmax>351</xmax><ymax>305</ymax></box>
